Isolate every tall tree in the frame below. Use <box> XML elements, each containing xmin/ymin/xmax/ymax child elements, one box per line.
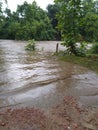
<box><xmin>55</xmin><ymin>0</ymin><xmax>83</xmax><ymax>55</ymax></box>
<box><xmin>80</xmin><ymin>12</ymin><xmax>98</xmax><ymax>42</ymax></box>
<box><xmin>47</xmin><ymin>4</ymin><xmax>61</xmax><ymax>40</ymax></box>
<box><xmin>0</xmin><ymin>1</ymin><xmax>55</xmax><ymax>40</ymax></box>
<box><xmin>0</xmin><ymin>0</ymin><xmax>7</xmax><ymax>37</ymax></box>
<box><xmin>79</xmin><ymin>0</ymin><xmax>98</xmax><ymax>42</ymax></box>
<box><xmin>47</xmin><ymin>4</ymin><xmax>59</xmax><ymax>29</ymax></box>
<box><xmin>0</xmin><ymin>0</ymin><xmax>7</xmax><ymax>13</ymax></box>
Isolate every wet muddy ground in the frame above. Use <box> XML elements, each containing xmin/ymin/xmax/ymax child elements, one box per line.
<box><xmin>0</xmin><ymin>40</ymin><xmax>98</xmax><ymax>130</ymax></box>
<box><xmin>0</xmin><ymin>96</ymin><xmax>98</xmax><ymax>130</ymax></box>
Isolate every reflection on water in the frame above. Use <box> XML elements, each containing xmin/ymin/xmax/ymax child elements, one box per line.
<box><xmin>0</xmin><ymin>40</ymin><xmax>98</xmax><ymax>109</ymax></box>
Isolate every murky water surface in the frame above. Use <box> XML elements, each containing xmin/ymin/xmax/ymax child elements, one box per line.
<box><xmin>0</xmin><ymin>40</ymin><xmax>98</xmax><ymax>109</ymax></box>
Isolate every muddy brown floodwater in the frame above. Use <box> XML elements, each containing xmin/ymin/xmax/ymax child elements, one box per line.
<box><xmin>0</xmin><ymin>40</ymin><xmax>98</xmax><ymax>111</ymax></box>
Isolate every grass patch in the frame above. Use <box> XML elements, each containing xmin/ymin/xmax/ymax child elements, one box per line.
<box><xmin>58</xmin><ymin>53</ymin><xmax>98</xmax><ymax>73</ymax></box>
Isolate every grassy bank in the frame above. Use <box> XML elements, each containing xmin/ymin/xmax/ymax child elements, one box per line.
<box><xmin>58</xmin><ymin>54</ymin><xmax>98</xmax><ymax>74</ymax></box>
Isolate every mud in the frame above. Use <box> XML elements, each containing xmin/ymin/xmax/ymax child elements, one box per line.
<box><xmin>0</xmin><ymin>96</ymin><xmax>98</xmax><ymax>130</ymax></box>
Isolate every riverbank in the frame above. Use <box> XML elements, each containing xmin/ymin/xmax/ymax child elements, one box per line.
<box><xmin>58</xmin><ymin>54</ymin><xmax>98</xmax><ymax>74</ymax></box>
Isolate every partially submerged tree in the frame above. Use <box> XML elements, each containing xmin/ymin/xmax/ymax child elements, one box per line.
<box><xmin>25</xmin><ymin>39</ymin><xmax>36</xmax><ymax>51</ymax></box>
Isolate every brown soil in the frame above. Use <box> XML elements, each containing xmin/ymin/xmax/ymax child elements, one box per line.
<box><xmin>0</xmin><ymin>96</ymin><xmax>98</xmax><ymax>130</ymax></box>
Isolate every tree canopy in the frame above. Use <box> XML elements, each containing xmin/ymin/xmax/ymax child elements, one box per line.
<box><xmin>0</xmin><ymin>0</ymin><xmax>98</xmax><ymax>45</ymax></box>
<box><xmin>0</xmin><ymin>1</ymin><xmax>55</xmax><ymax>40</ymax></box>
<box><xmin>54</xmin><ymin>0</ymin><xmax>98</xmax><ymax>55</ymax></box>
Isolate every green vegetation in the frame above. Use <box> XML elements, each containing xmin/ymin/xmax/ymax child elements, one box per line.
<box><xmin>0</xmin><ymin>0</ymin><xmax>98</xmax><ymax>56</ymax></box>
<box><xmin>58</xmin><ymin>53</ymin><xmax>98</xmax><ymax>73</ymax></box>
<box><xmin>58</xmin><ymin>41</ymin><xmax>98</xmax><ymax>73</ymax></box>
<box><xmin>54</xmin><ymin>0</ymin><xmax>98</xmax><ymax>56</ymax></box>
<box><xmin>0</xmin><ymin>1</ymin><xmax>55</xmax><ymax>40</ymax></box>
<box><xmin>47</xmin><ymin>4</ymin><xmax>61</xmax><ymax>40</ymax></box>
<box><xmin>55</xmin><ymin>0</ymin><xmax>83</xmax><ymax>56</ymax></box>
<box><xmin>0</xmin><ymin>0</ymin><xmax>98</xmax><ymax>43</ymax></box>
<box><xmin>89</xmin><ymin>43</ymin><xmax>98</xmax><ymax>54</ymax></box>
<box><xmin>25</xmin><ymin>39</ymin><xmax>36</xmax><ymax>51</ymax></box>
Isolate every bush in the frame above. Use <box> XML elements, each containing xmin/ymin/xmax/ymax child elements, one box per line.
<box><xmin>25</xmin><ymin>39</ymin><xmax>36</xmax><ymax>51</ymax></box>
<box><xmin>90</xmin><ymin>43</ymin><xmax>98</xmax><ymax>54</ymax></box>
<box><xmin>62</xmin><ymin>42</ymin><xmax>87</xmax><ymax>57</ymax></box>
<box><xmin>75</xmin><ymin>42</ymin><xmax>87</xmax><ymax>57</ymax></box>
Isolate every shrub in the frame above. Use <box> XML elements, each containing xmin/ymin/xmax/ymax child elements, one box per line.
<box><xmin>75</xmin><ymin>42</ymin><xmax>87</xmax><ymax>57</ymax></box>
<box><xmin>25</xmin><ymin>39</ymin><xmax>36</xmax><ymax>51</ymax></box>
<box><xmin>62</xmin><ymin>42</ymin><xmax>87</xmax><ymax>57</ymax></box>
<box><xmin>90</xmin><ymin>43</ymin><xmax>98</xmax><ymax>54</ymax></box>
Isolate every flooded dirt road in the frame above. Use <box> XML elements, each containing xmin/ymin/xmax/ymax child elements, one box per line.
<box><xmin>0</xmin><ymin>40</ymin><xmax>98</xmax><ymax>110</ymax></box>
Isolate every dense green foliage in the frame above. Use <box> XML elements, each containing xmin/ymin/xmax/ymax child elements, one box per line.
<box><xmin>47</xmin><ymin>4</ymin><xmax>61</xmax><ymax>40</ymax></box>
<box><xmin>90</xmin><ymin>43</ymin><xmax>98</xmax><ymax>54</ymax></box>
<box><xmin>54</xmin><ymin>0</ymin><xmax>98</xmax><ymax>56</ymax></box>
<box><xmin>55</xmin><ymin>0</ymin><xmax>84</xmax><ymax>56</ymax></box>
<box><xmin>0</xmin><ymin>0</ymin><xmax>98</xmax><ymax>44</ymax></box>
<box><xmin>80</xmin><ymin>0</ymin><xmax>98</xmax><ymax>42</ymax></box>
<box><xmin>0</xmin><ymin>1</ymin><xmax>55</xmax><ymax>40</ymax></box>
